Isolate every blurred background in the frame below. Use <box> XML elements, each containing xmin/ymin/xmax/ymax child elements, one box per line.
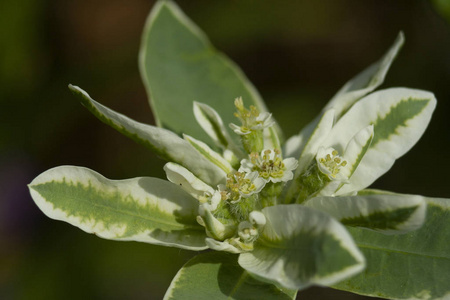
<box><xmin>1</xmin><ymin>0</ymin><xmax>450</xmax><ymax>299</ymax></box>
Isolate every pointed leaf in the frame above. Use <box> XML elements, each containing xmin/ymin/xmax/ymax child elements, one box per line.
<box><xmin>324</xmin><ymin>32</ymin><xmax>404</xmax><ymax>120</ymax></box>
<box><xmin>341</xmin><ymin>125</ymin><xmax>374</xmax><ymax>180</ymax></box>
<box><xmin>282</xmin><ymin>109</ymin><xmax>335</xmax><ymax>203</ymax></box>
<box><xmin>69</xmin><ymin>84</ymin><xmax>225</xmax><ymax>186</ymax></box>
<box><xmin>264</xmin><ymin>126</ymin><xmax>282</xmax><ymax>152</ymax></box>
<box><xmin>322</xmin><ymin>125</ymin><xmax>373</xmax><ymax>196</ymax></box>
<box><xmin>324</xmin><ymin>88</ymin><xmax>436</xmax><ymax>194</ymax></box>
<box><xmin>164</xmin><ymin>251</ymin><xmax>297</xmax><ymax>300</ymax></box>
<box><xmin>28</xmin><ymin>166</ymin><xmax>207</xmax><ymax>250</ymax></box>
<box><xmin>163</xmin><ymin>162</ymin><xmax>214</xmax><ymax>201</ymax></box>
<box><xmin>304</xmin><ymin>193</ymin><xmax>426</xmax><ymax>234</ymax></box>
<box><xmin>238</xmin><ymin>205</ymin><xmax>365</xmax><ymax>290</ymax></box>
<box><xmin>139</xmin><ymin>0</ymin><xmax>283</xmax><ymax>145</ymax></box>
<box><xmin>193</xmin><ymin>102</ymin><xmax>244</xmax><ymax>157</ymax></box>
<box><xmin>183</xmin><ymin>134</ymin><xmax>233</xmax><ymax>175</ymax></box>
<box><xmin>333</xmin><ymin>192</ymin><xmax>450</xmax><ymax>300</ymax></box>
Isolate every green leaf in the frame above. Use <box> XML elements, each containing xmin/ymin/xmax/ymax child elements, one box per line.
<box><xmin>282</xmin><ymin>109</ymin><xmax>335</xmax><ymax>203</ymax></box>
<box><xmin>333</xmin><ymin>195</ymin><xmax>450</xmax><ymax>300</ymax></box>
<box><xmin>324</xmin><ymin>88</ymin><xmax>436</xmax><ymax>195</ymax></box>
<box><xmin>304</xmin><ymin>193</ymin><xmax>426</xmax><ymax>234</ymax></box>
<box><xmin>164</xmin><ymin>251</ymin><xmax>297</xmax><ymax>300</ymax></box>
<box><xmin>183</xmin><ymin>134</ymin><xmax>234</xmax><ymax>175</ymax></box>
<box><xmin>238</xmin><ymin>205</ymin><xmax>365</xmax><ymax>290</ymax></box>
<box><xmin>323</xmin><ymin>32</ymin><xmax>404</xmax><ymax>120</ymax></box>
<box><xmin>139</xmin><ymin>0</ymin><xmax>282</xmax><ymax>147</ymax></box>
<box><xmin>193</xmin><ymin>101</ymin><xmax>244</xmax><ymax>158</ymax></box>
<box><xmin>28</xmin><ymin>166</ymin><xmax>207</xmax><ymax>250</ymax></box>
<box><xmin>69</xmin><ymin>84</ymin><xmax>226</xmax><ymax>186</ymax></box>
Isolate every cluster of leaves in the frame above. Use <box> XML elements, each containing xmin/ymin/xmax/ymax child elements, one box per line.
<box><xmin>28</xmin><ymin>1</ymin><xmax>449</xmax><ymax>299</ymax></box>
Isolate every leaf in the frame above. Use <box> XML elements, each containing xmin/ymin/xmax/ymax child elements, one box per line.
<box><xmin>183</xmin><ymin>134</ymin><xmax>234</xmax><ymax>175</ymax></box>
<box><xmin>323</xmin><ymin>32</ymin><xmax>405</xmax><ymax>120</ymax></box>
<box><xmin>264</xmin><ymin>126</ymin><xmax>282</xmax><ymax>152</ymax></box>
<box><xmin>333</xmin><ymin>193</ymin><xmax>450</xmax><ymax>300</ymax></box>
<box><xmin>163</xmin><ymin>162</ymin><xmax>214</xmax><ymax>201</ymax></box>
<box><xmin>139</xmin><ymin>0</ymin><xmax>282</xmax><ymax>147</ymax></box>
<box><xmin>69</xmin><ymin>84</ymin><xmax>226</xmax><ymax>186</ymax></box>
<box><xmin>238</xmin><ymin>205</ymin><xmax>365</xmax><ymax>290</ymax></box>
<box><xmin>164</xmin><ymin>251</ymin><xmax>297</xmax><ymax>300</ymax></box>
<box><xmin>281</xmin><ymin>109</ymin><xmax>335</xmax><ymax>203</ymax></box>
<box><xmin>304</xmin><ymin>193</ymin><xmax>426</xmax><ymax>234</ymax></box>
<box><xmin>193</xmin><ymin>101</ymin><xmax>244</xmax><ymax>157</ymax></box>
<box><xmin>323</xmin><ymin>88</ymin><xmax>436</xmax><ymax>194</ymax></box>
<box><xmin>340</xmin><ymin>125</ymin><xmax>374</xmax><ymax>180</ymax></box>
<box><xmin>28</xmin><ymin>166</ymin><xmax>207</xmax><ymax>250</ymax></box>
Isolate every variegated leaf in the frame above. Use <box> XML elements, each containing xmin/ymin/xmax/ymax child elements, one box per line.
<box><xmin>334</xmin><ymin>191</ymin><xmax>450</xmax><ymax>300</ymax></box>
<box><xmin>323</xmin><ymin>88</ymin><xmax>436</xmax><ymax>194</ymax></box>
<box><xmin>304</xmin><ymin>193</ymin><xmax>426</xmax><ymax>234</ymax></box>
<box><xmin>69</xmin><ymin>84</ymin><xmax>226</xmax><ymax>186</ymax></box>
<box><xmin>28</xmin><ymin>166</ymin><xmax>207</xmax><ymax>250</ymax></box>
<box><xmin>341</xmin><ymin>125</ymin><xmax>374</xmax><ymax>180</ymax></box>
<box><xmin>164</xmin><ymin>251</ymin><xmax>297</xmax><ymax>300</ymax></box>
<box><xmin>193</xmin><ymin>102</ymin><xmax>244</xmax><ymax>158</ymax></box>
<box><xmin>163</xmin><ymin>162</ymin><xmax>214</xmax><ymax>201</ymax></box>
<box><xmin>281</xmin><ymin>109</ymin><xmax>335</xmax><ymax>203</ymax></box>
<box><xmin>139</xmin><ymin>0</ymin><xmax>283</xmax><ymax>145</ymax></box>
<box><xmin>264</xmin><ymin>126</ymin><xmax>282</xmax><ymax>152</ymax></box>
<box><xmin>324</xmin><ymin>32</ymin><xmax>404</xmax><ymax>120</ymax></box>
<box><xmin>183</xmin><ymin>134</ymin><xmax>233</xmax><ymax>175</ymax></box>
<box><xmin>238</xmin><ymin>205</ymin><xmax>365</xmax><ymax>290</ymax></box>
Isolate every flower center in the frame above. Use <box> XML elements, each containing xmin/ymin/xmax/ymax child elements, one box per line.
<box><xmin>317</xmin><ymin>149</ymin><xmax>347</xmax><ymax>179</ymax></box>
<box><xmin>233</xmin><ymin>98</ymin><xmax>264</xmax><ymax>133</ymax></box>
<box><xmin>250</xmin><ymin>149</ymin><xmax>285</xmax><ymax>179</ymax></box>
<box><xmin>226</xmin><ymin>172</ymin><xmax>258</xmax><ymax>201</ymax></box>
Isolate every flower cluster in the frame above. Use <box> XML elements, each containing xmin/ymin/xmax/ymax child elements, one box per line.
<box><xmin>28</xmin><ymin>5</ymin><xmax>445</xmax><ymax>297</ymax></box>
<box><xmin>171</xmin><ymin>99</ymin><xmax>300</xmax><ymax>253</ymax></box>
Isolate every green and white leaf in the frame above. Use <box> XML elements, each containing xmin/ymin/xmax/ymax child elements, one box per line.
<box><xmin>238</xmin><ymin>205</ymin><xmax>365</xmax><ymax>290</ymax></box>
<box><xmin>183</xmin><ymin>134</ymin><xmax>233</xmax><ymax>175</ymax></box>
<box><xmin>304</xmin><ymin>193</ymin><xmax>426</xmax><ymax>234</ymax></box>
<box><xmin>283</xmin><ymin>108</ymin><xmax>334</xmax><ymax>161</ymax></box>
<box><xmin>334</xmin><ymin>192</ymin><xmax>450</xmax><ymax>300</ymax></box>
<box><xmin>69</xmin><ymin>84</ymin><xmax>226</xmax><ymax>186</ymax></box>
<box><xmin>323</xmin><ymin>88</ymin><xmax>436</xmax><ymax>194</ymax></box>
<box><xmin>341</xmin><ymin>124</ymin><xmax>374</xmax><ymax>180</ymax></box>
<box><xmin>139</xmin><ymin>0</ymin><xmax>283</xmax><ymax>146</ymax></box>
<box><xmin>28</xmin><ymin>166</ymin><xmax>208</xmax><ymax>250</ymax></box>
<box><xmin>294</xmin><ymin>108</ymin><xmax>335</xmax><ymax>175</ymax></box>
<box><xmin>323</xmin><ymin>32</ymin><xmax>404</xmax><ymax>120</ymax></box>
<box><xmin>282</xmin><ymin>109</ymin><xmax>334</xmax><ymax>203</ymax></box>
<box><xmin>318</xmin><ymin>125</ymin><xmax>374</xmax><ymax>197</ymax></box>
<box><xmin>264</xmin><ymin>126</ymin><xmax>282</xmax><ymax>152</ymax></box>
<box><xmin>193</xmin><ymin>101</ymin><xmax>244</xmax><ymax>157</ymax></box>
<box><xmin>164</xmin><ymin>251</ymin><xmax>297</xmax><ymax>300</ymax></box>
<box><xmin>163</xmin><ymin>162</ymin><xmax>214</xmax><ymax>201</ymax></box>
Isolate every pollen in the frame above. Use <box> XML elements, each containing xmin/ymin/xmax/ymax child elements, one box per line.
<box><xmin>318</xmin><ymin>148</ymin><xmax>348</xmax><ymax>179</ymax></box>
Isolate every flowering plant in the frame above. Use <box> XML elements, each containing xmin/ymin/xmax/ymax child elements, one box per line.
<box><xmin>28</xmin><ymin>1</ymin><xmax>450</xmax><ymax>299</ymax></box>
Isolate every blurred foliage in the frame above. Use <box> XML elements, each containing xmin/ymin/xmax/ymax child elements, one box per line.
<box><xmin>432</xmin><ymin>0</ymin><xmax>450</xmax><ymax>23</ymax></box>
<box><xmin>1</xmin><ymin>0</ymin><xmax>450</xmax><ymax>299</ymax></box>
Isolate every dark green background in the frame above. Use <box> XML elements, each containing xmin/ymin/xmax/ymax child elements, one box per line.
<box><xmin>1</xmin><ymin>1</ymin><xmax>449</xmax><ymax>299</ymax></box>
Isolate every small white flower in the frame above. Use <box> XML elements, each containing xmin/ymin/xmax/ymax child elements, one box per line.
<box><xmin>226</xmin><ymin>171</ymin><xmax>266</xmax><ymax>202</ymax></box>
<box><xmin>316</xmin><ymin>147</ymin><xmax>349</xmax><ymax>182</ymax></box>
<box><xmin>239</xmin><ymin>149</ymin><xmax>298</xmax><ymax>183</ymax></box>
<box><xmin>229</xmin><ymin>97</ymin><xmax>275</xmax><ymax>135</ymax></box>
